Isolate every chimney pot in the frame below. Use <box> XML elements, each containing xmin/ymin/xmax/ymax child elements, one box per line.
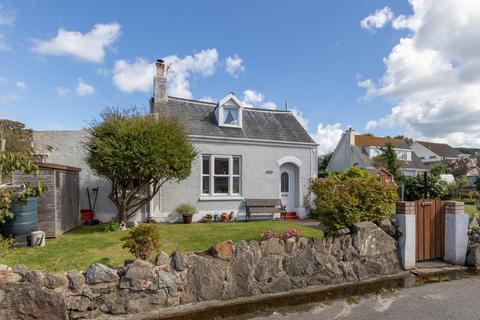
<box><xmin>156</xmin><ymin>59</ymin><xmax>166</xmax><ymax>77</ymax></box>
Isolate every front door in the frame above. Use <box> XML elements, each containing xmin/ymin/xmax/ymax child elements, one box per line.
<box><xmin>280</xmin><ymin>165</ymin><xmax>295</xmax><ymax>212</ymax></box>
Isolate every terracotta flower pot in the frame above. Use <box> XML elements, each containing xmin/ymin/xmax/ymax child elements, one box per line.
<box><xmin>182</xmin><ymin>214</ymin><xmax>193</xmax><ymax>224</ymax></box>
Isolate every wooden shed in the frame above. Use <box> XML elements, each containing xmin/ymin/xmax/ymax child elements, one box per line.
<box><xmin>375</xmin><ymin>168</ymin><xmax>394</xmax><ymax>186</ymax></box>
<box><xmin>13</xmin><ymin>162</ymin><xmax>81</xmax><ymax>238</ymax></box>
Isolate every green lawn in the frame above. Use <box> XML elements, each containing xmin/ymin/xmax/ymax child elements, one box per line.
<box><xmin>0</xmin><ymin>221</ymin><xmax>323</xmax><ymax>272</ymax></box>
<box><xmin>465</xmin><ymin>203</ymin><xmax>478</xmax><ymax>216</ymax></box>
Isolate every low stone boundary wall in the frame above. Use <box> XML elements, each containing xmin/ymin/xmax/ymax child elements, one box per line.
<box><xmin>0</xmin><ymin>221</ymin><xmax>401</xmax><ymax>319</ymax></box>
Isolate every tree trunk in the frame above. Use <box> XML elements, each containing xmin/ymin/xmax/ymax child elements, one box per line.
<box><xmin>118</xmin><ymin>202</ymin><xmax>128</xmax><ymax>223</ymax></box>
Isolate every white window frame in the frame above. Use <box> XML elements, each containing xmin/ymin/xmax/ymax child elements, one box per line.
<box><xmin>201</xmin><ymin>154</ymin><xmax>241</xmax><ymax>197</ymax></box>
<box><xmin>222</xmin><ymin>106</ymin><xmax>239</xmax><ymax>126</ymax></box>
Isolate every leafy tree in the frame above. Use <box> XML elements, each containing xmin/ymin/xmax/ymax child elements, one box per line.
<box><xmin>317</xmin><ymin>151</ymin><xmax>333</xmax><ymax>178</ymax></box>
<box><xmin>446</xmin><ymin>177</ymin><xmax>469</xmax><ymax>200</ymax></box>
<box><xmin>86</xmin><ymin>108</ymin><xmax>197</xmax><ymax>222</ymax></box>
<box><xmin>447</xmin><ymin>158</ymin><xmax>469</xmax><ymax>178</ymax></box>
<box><xmin>0</xmin><ymin>119</ymin><xmax>33</xmax><ymax>153</ymax></box>
<box><xmin>372</xmin><ymin>142</ymin><xmax>403</xmax><ymax>181</ymax></box>
<box><xmin>402</xmin><ymin>174</ymin><xmax>448</xmax><ymax>201</ymax></box>
<box><xmin>475</xmin><ymin>151</ymin><xmax>480</xmax><ymax>168</ymax></box>
<box><xmin>0</xmin><ymin>150</ymin><xmax>47</xmax><ymax>224</ymax></box>
<box><xmin>393</xmin><ymin>135</ymin><xmax>413</xmax><ymax>145</ymax></box>
<box><xmin>430</xmin><ymin>162</ymin><xmax>451</xmax><ymax>176</ymax></box>
<box><xmin>309</xmin><ymin>169</ymin><xmax>398</xmax><ymax>230</ymax></box>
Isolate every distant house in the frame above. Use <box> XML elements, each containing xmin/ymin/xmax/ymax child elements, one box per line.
<box><xmin>327</xmin><ymin>129</ymin><xmax>427</xmax><ymax>176</ymax></box>
<box><xmin>411</xmin><ymin>141</ymin><xmax>461</xmax><ymax>164</ymax></box>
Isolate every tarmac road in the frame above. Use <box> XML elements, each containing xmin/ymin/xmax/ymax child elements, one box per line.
<box><xmin>235</xmin><ymin>277</ymin><xmax>480</xmax><ymax>320</ymax></box>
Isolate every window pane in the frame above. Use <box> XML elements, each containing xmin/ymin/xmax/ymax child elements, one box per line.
<box><xmin>281</xmin><ymin>172</ymin><xmax>289</xmax><ymax>193</ymax></box>
<box><xmin>202</xmin><ymin>176</ymin><xmax>210</xmax><ymax>194</ymax></box>
<box><xmin>233</xmin><ymin>177</ymin><xmax>240</xmax><ymax>194</ymax></box>
<box><xmin>233</xmin><ymin>157</ymin><xmax>240</xmax><ymax>175</ymax></box>
<box><xmin>224</xmin><ymin>107</ymin><xmax>238</xmax><ymax>125</ymax></box>
<box><xmin>214</xmin><ymin>177</ymin><xmax>229</xmax><ymax>193</ymax></box>
<box><xmin>214</xmin><ymin>158</ymin><xmax>229</xmax><ymax>175</ymax></box>
<box><xmin>202</xmin><ymin>156</ymin><xmax>210</xmax><ymax>175</ymax></box>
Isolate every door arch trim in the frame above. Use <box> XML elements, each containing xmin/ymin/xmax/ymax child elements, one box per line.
<box><xmin>277</xmin><ymin>156</ymin><xmax>302</xmax><ymax>167</ymax></box>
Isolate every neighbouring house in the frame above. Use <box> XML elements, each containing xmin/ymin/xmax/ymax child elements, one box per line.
<box><xmin>412</xmin><ymin>141</ymin><xmax>479</xmax><ymax>186</ymax></box>
<box><xmin>411</xmin><ymin>141</ymin><xmax>462</xmax><ymax>164</ymax></box>
<box><xmin>33</xmin><ymin>59</ymin><xmax>318</xmax><ymax>222</ymax></box>
<box><xmin>327</xmin><ymin>129</ymin><xmax>427</xmax><ymax>176</ymax></box>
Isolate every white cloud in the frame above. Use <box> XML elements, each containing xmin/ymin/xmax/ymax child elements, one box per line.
<box><xmin>32</xmin><ymin>23</ymin><xmax>121</xmax><ymax>63</ymax></box>
<box><xmin>0</xmin><ymin>92</ymin><xmax>17</xmax><ymax>103</ymax></box>
<box><xmin>16</xmin><ymin>81</ymin><xmax>26</xmax><ymax>89</ymax></box>
<box><xmin>163</xmin><ymin>49</ymin><xmax>218</xmax><ymax>98</ymax></box>
<box><xmin>0</xmin><ymin>5</ymin><xmax>14</xmax><ymax>51</ymax></box>
<box><xmin>311</xmin><ymin>123</ymin><xmax>344</xmax><ymax>155</ymax></box>
<box><xmin>112</xmin><ymin>58</ymin><xmax>154</xmax><ymax>93</ymax></box>
<box><xmin>0</xmin><ymin>4</ymin><xmax>14</xmax><ymax>27</ymax></box>
<box><xmin>242</xmin><ymin>89</ymin><xmax>278</xmax><ymax>109</ymax></box>
<box><xmin>56</xmin><ymin>86</ymin><xmax>71</xmax><ymax>97</ymax></box>
<box><xmin>225</xmin><ymin>54</ymin><xmax>245</xmax><ymax>77</ymax></box>
<box><xmin>360</xmin><ymin>0</ymin><xmax>480</xmax><ymax>147</ymax></box>
<box><xmin>76</xmin><ymin>79</ymin><xmax>95</xmax><ymax>96</ymax></box>
<box><xmin>0</xmin><ymin>76</ymin><xmax>6</xmax><ymax>84</ymax></box>
<box><xmin>112</xmin><ymin>49</ymin><xmax>219</xmax><ymax>98</ymax></box>
<box><xmin>360</xmin><ymin>6</ymin><xmax>394</xmax><ymax>31</ymax></box>
<box><xmin>0</xmin><ymin>33</ymin><xmax>9</xmax><ymax>51</ymax></box>
<box><xmin>96</xmin><ymin>67</ymin><xmax>110</xmax><ymax>78</ymax></box>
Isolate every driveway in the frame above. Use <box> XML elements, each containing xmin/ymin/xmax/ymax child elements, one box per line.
<box><xmin>233</xmin><ymin>277</ymin><xmax>480</xmax><ymax>320</ymax></box>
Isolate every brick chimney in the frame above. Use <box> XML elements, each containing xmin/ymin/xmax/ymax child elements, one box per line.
<box><xmin>154</xmin><ymin>59</ymin><xmax>167</xmax><ymax>104</ymax></box>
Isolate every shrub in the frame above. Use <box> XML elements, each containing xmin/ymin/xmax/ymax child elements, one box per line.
<box><xmin>100</xmin><ymin>220</ymin><xmax>119</xmax><ymax>232</ymax></box>
<box><xmin>121</xmin><ymin>224</ymin><xmax>161</xmax><ymax>260</ymax></box>
<box><xmin>309</xmin><ymin>170</ymin><xmax>398</xmax><ymax>230</ymax></box>
<box><xmin>0</xmin><ymin>235</ymin><xmax>15</xmax><ymax>257</ymax></box>
<box><xmin>401</xmin><ymin>174</ymin><xmax>448</xmax><ymax>201</ymax></box>
<box><xmin>175</xmin><ymin>203</ymin><xmax>197</xmax><ymax>216</ymax></box>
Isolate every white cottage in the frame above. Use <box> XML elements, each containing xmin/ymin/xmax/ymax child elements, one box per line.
<box><xmin>34</xmin><ymin>59</ymin><xmax>318</xmax><ymax>222</ymax></box>
<box><xmin>149</xmin><ymin>60</ymin><xmax>318</xmax><ymax>222</ymax></box>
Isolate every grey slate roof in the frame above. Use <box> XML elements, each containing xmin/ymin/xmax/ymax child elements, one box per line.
<box><xmin>154</xmin><ymin>96</ymin><xmax>316</xmax><ymax>144</ymax></box>
<box><xmin>417</xmin><ymin>141</ymin><xmax>461</xmax><ymax>158</ymax></box>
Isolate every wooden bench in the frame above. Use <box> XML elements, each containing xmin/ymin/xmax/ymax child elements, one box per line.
<box><xmin>245</xmin><ymin>199</ymin><xmax>286</xmax><ymax>221</ymax></box>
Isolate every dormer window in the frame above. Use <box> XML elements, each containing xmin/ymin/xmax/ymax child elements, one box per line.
<box><xmin>215</xmin><ymin>93</ymin><xmax>243</xmax><ymax>128</ymax></box>
<box><xmin>223</xmin><ymin>107</ymin><xmax>239</xmax><ymax>125</ymax></box>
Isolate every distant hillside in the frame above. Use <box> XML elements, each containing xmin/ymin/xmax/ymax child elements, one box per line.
<box><xmin>456</xmin><ymin>147</ymin><xmax>480</xmax><ymax>155</ymax></box>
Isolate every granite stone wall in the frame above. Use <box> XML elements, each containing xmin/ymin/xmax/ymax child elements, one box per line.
<box><xmin>0</xmin><ymin>221</ymin><xmax>401</xmax><ymax>319</ymax></box>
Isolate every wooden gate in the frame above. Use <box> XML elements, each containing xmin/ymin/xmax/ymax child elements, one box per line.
<box><xmin>415</xmin><ymin>200</ymin><xmax>445</xmax><ymax>261</ymax></box>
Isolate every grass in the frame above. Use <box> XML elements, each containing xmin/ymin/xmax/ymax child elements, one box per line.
<box><xmin>464</xmin><ymin>203</ymin><xmax>477</xmax><ymax>217</ymax></box>
<box><xmin>0</xmin><ymin>221</ymin><xmax>323</xmax><ymax>272</ymax></box>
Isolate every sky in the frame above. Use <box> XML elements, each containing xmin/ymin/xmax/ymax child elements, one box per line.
<box><xmin>0</xmin><ymin>0</ymin><xmax>479</xmax><ymax>154</ymax></box>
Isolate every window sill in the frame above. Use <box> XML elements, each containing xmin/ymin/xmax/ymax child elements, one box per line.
<box><xmin>199</xmin><ymin>196</ymin><xmax>244</xmax><ymax>201</ymax></box>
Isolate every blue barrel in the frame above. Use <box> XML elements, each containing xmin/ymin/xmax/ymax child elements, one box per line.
<box><xmin>2</xmin><ymin>197</ymin><xmax>38</xmax><ymax>246</ymax></box>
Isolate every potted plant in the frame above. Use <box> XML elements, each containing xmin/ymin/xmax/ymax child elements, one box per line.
<box><xmin>175</xmin><ymin>203</ymin><xmax>197</xmax><ymax>224</ymax></box>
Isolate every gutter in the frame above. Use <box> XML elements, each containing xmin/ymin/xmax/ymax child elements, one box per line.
<box><xmin>189</xmin><ymin>135</ymin><xmax>318</xmax><ymax>148</ymax></box>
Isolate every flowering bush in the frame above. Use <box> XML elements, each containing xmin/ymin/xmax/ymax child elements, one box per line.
<box><xmin>260</xmin><ymin>230</ymin><xmax>275</xmax><ymax>240</ymax></box>
<box><xmin>260</xmin><ymin>229</ymin><xmax>302</xmax><ymax>241</ymax></box>
<box><xmin>281</xmin><ymin>229</ymin><xmax>301</xmax><ymax>241</ymax></box>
